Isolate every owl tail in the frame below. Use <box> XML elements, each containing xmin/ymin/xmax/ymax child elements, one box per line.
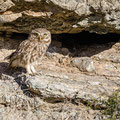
<box><xmin>4</xmin><ymin>52</ymin><xmax>15</xmax><ymax>60</ymax></box>
<box><xmin>4</xmin><ymin>52</ymin><xmax>16</xmax><ymax>69</ymax></box>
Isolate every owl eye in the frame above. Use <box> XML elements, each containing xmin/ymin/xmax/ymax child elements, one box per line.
<box><xmin>32</xmin><ymin>33</ymin><xmax>38</xmax><ymax>36</ymax></box>
<box><xmin>43</xmin><ymin>33</ymin><xmax>47</xmax><ymax>37</ymax></box>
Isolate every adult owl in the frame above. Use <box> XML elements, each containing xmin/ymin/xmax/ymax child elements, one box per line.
<box><xmin>6</xmin><ymin>28</ymin><xmax>51</xmax><ymax>75</ymax></box>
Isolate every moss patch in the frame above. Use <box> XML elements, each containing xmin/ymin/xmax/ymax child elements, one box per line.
<box><xmin>103</xmin><ymin>91</ymin><xmax>120</xmax><ymax>120</ymax></box>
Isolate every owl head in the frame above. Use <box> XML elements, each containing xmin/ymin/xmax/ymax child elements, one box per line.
<box><xmin>29</xmin><ymin>28</ymin><xmax>51</xmax><ymax>44</ymax></box>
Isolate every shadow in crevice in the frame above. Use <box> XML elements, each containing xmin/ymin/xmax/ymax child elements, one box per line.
<box><xmin>0</xmin><ymin>62</ymin><xmax>25</xmax><ymax>76</ymax></box>
<box><xmin>52</xmin><ymin>31</ymin><xmax>120</xmax><ymax>57</ymax></box>
<box><xmin>0</xmin><ymin>62</ymin><xmax>36</xmax><ymax>98</ymax></box>
<box><xmin>0</xmin><ymin>62</ymin><xmax>9</xmax><ymax>75</ymax></box>
<box><xmin>0</xmin><ymin>32</ymin><xmax>28</xmax><ymax>50</ymax></box>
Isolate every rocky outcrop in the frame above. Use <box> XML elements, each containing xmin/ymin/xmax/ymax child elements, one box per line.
<box><xmin>0</xmin><ymin>0</ymin><xmax>120</xmax><ymax>34</ymax></box>
<box><xmin>0</xmin><ymin>1</ymin><xmax>120</xmax><ymax>119</ymax></box>
<box><xmin>22</xmin><ymin>70</ymin><xmax>119</xmax><ymax>106</ymax></box>
<box><xmin>0</xmin><ymin>74</ymin><xmax>102</xmax><ymax>120</ymax></box>
<box><xmin>0</xmin><ymin>31</ymin><xmax>120</xmax><ymax>119</ymax></box>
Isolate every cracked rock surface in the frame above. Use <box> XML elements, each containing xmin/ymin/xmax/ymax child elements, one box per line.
<box><xmin>22</xmin><ymin>70</ymin><xmax>119</xmax><ymax>105</ymax></box>
<box><xmin>0</xmin><ymin>0</ymin><xmax>120</xmax><ymax>34</ymax></box>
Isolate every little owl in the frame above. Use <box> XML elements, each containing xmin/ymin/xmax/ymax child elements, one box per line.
<box><xmin>7</xmin><ymin>28</ymin><xmax>51</xmax><ymax>74</ymax></box>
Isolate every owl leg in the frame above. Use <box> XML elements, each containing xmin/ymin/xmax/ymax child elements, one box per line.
<box><xmin>30</xmin><ymin>65</ymin><xmax>36</xmax><ymax>74</ymax></box>
<box><xmin>8</xmin><ymin>60</ymin><xmax>18</xmax><ymax>71</ymax></box>
<box><xmin>26</xmin><ymin>65</ymin><xmax>32</xmax><ymax>74</ymax></box>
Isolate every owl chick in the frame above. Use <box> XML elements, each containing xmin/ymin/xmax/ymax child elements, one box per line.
<box><xmin>7</xmin><ymin>28</ymin><xmax>51</xmax><ymax>74</ymax></box>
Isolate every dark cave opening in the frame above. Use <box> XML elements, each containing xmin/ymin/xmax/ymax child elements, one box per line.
<box><xmin>52</xmin><ymin>31</ymin><xmax>120</xmax><ymax>50</ymax></box>
<box><xmin>11</xmin><ymin>32</ymin><xmax>29</xmax><ymax>40</ymax></box>
<box><xmin>2</xmin><ymin>31</ymin><xmax>119</xmax><ymax>49</ymax></box>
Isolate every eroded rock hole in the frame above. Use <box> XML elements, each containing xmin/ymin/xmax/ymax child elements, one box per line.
<box><xmin>11</xmin><ymin>32</ymin><xmax>29</xmax><ymax>40</ymax></box>
<box><xmin>0</xmin><ymin>32</ymin><xmax>28</xmax><ymax>40</ymax></box>
<box><xmin>0</xmin><ymin>32</ymin><xmax>29</xmax><ymax>50</ymax></box>
<box><xmin>52</xmin><ymin>31</ymin><xmax>120</xmax><ymax>57</ymax></box>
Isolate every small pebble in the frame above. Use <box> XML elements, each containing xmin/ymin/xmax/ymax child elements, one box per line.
<box><xmin>71</xmin><ymin>57</ymin><xmax>95</xmax><ymax>72</ymax></box>
<box><xmin>51</xmin><ymin>40</ymin><xmax>62</xmax><ymax>48</ymax></box>
<box><xmin>61</xmin><ymin>48</ymin><xmax>69</xmax><ymax>55</ymax></box>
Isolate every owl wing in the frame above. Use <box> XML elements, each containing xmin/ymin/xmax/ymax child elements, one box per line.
<box><xmin>6</xmin><ymin>40</ymin><xmax>37</xmax><ymax>62</ymax></box>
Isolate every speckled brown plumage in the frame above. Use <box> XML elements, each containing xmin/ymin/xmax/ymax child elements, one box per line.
<box><xmin>7</xmin><ymin>28</ymin><xmax>51</xmax><ymax>74</ymax></box>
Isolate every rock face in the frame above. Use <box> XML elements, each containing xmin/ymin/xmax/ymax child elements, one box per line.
<box><xmin>0</xmin><ymin>0</ymin><xmax>120</xmax><ymax>34</ymax></box>
<box><xmin>0</xmin><ymin>74</ymin><xmax>102</xmax><ymax>120</ymax></box>
<box><xmin>0</xmin><ymin>1</ymin><xmax>120</xmax><ymax>119</ymax></box>
<box><xmin>23</xmin><ymin>71</ymin><xmax>119</xmax><ymax>105</ymax></box>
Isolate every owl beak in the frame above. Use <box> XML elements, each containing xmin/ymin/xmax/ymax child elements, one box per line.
<box><xmin>39</xmin><ymin>37</ymin><xmax>42</xmax><ymax>41</ymax></box>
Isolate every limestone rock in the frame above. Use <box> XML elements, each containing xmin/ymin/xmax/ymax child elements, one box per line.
<box><xmin>0</xmin><ymin>0</ymin><xmax>15</xmax><ymax>13</ymax></box>
<box><xmin>0</xmin><ymin>0</ymin><xmax>120</xmax><ymax>34</ymax></box>
<box><xmin>19</xmin><ymin>69</ymin><xmax>120</xmax><ymax>107</ymax></box>
<box><xmin>72</xmin><ymin>57</ymin><xmax>95</xmax><ymax>72</ymax></box>
<box><xmin>0</xmin><ymin>73</ymin><xmax>102</xmax><ymax>120</ymax></box>
<box><xmin>0</xmin><ymin>13</ymin><xmax>22</xmax><ymax>23</ymax></box>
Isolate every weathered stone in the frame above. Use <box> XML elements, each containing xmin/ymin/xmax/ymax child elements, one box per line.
<box><xmin>20</xmin><ymin>69</ymin><xmax>120</xmax><ymax>106</ymax></box>
<box><xmin>61</xmin><ymin>47</ymin><xmax>69</xmax><ymax>55</ymax></box>
<box><xmin>0</xmin><ymin>0</ymin><xmax>120</xmax><ymax>34</ymax></box>
<box><xmin>72</xmin><ymin>57</ymin><xmax>95</xmax><ymax>72</ymax></box>
<box><xmin>0</xmin><ymin>12</ymin><xmax>22</xmax><ymax>23</ymax></box>
<box><xmin>0</xmin><ymin>74</ymin><xmax>102</xmax><ymax>120</ymax></box>
<box><xmin>0</xmin><ymin>0</ymin><xmax>15</xmax><ymax>13</ymax></box>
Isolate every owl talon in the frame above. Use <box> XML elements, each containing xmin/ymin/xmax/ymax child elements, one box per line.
<box><xmin>30</xmin><ymin>66</ymin><xmax>36</xmax><ymax>74</ymax></box>
<box><xmin>25</xmin><ymin>72</ymin><xmax>33</xmax><ymax>76</ymax></box>
<box><xmin>31</xmin><ymin>73</ymin><xmax>37</xmax><ymax>76</ymax></box>
<box><xmin>26</xmin><ymin>72</ymin><xmax>37</xmax><ymax>76</ymax></box>
<box><xmin>26</xmin><ymin>66</ymin><xmax>37</xmax><ymax>76</ymax></box>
